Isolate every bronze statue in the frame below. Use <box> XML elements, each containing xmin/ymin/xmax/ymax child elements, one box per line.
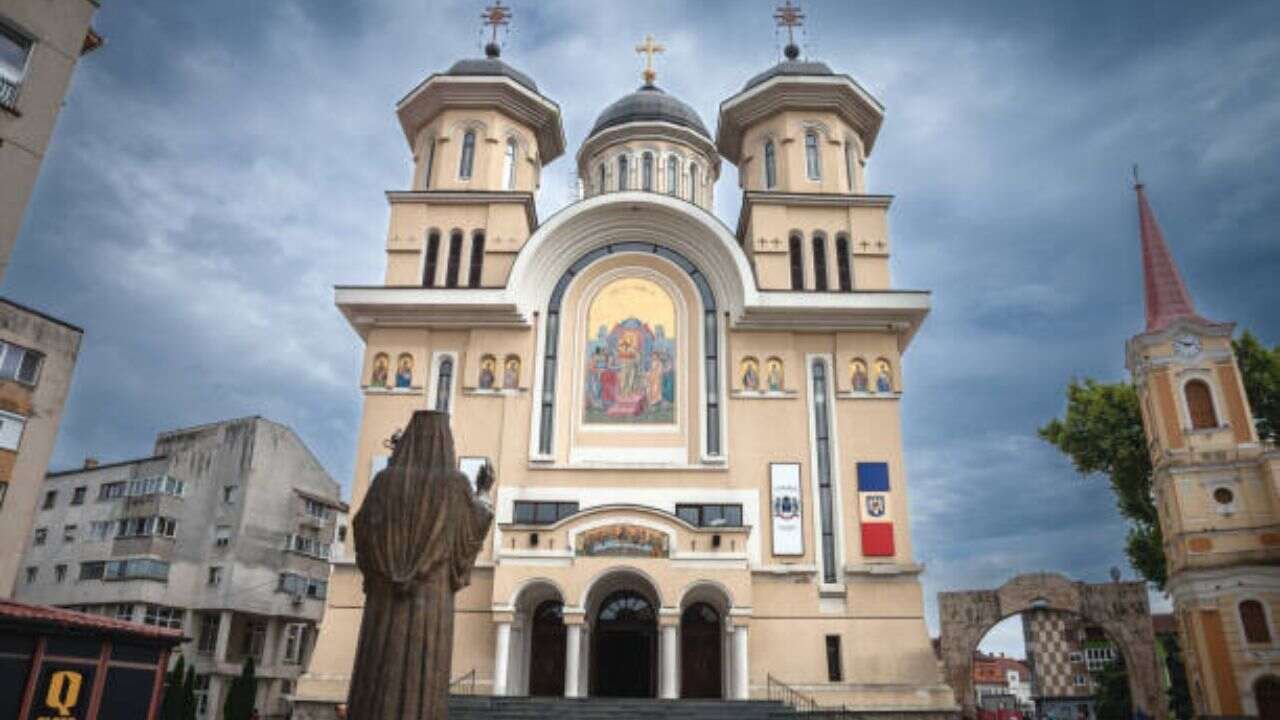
<box><xmin>346</xmin><ymin>411</ymin><xmax>494</xmax><ymax>719</ymax></box>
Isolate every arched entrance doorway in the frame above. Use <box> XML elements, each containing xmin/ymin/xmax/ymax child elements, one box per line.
<box><xmin>1256</xmin><ymin>676</ymin><xmax>1280</xmax><ymax>720</ymax></box>
<box><xmin>591</xmin><ymin>590</ymin><xmax>657</xmax><ymax>697</ymax></box>
<box><xmin>680</xmin><ymin>602</ymin><xmax>722</xmax><ymax>698</ymax></box>
<box><xmin>528</xmin><ymin>600</ymin><xmax>566</xmax><ymax>697</ymax></box>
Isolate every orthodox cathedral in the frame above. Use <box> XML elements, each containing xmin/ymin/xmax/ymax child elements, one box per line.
<box><xmin>296</xmin><ymin>4</ymin><xmax>955</xmax><ymax>716</ymax></box>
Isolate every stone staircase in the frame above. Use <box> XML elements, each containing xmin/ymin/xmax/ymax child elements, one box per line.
<box><xmin>448</xmin><ymin>695</ymin><xmax>807</xmax><ymax>720</ymax></box>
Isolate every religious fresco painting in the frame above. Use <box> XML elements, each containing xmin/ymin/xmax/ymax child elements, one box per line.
<box><xmin>576</xmin><ymin>524</ymin><xmax>669</xmax><ymax>558</ymax></box>
<box><xmin>479</xmin><ymin>354</ymin><xmax>497</xmax><ymax>389</ymax></box>
<box><xmin>370</xmin><ymin>353</ymin><xmax>390</xmax><ymax>387</ymax></box>
<box><xmin>850</xmin><ymin>358</ymin><xmax>869</xmax><ymax>392</ymax></box>
<box><xmin>395</xmin><ymin>353</ymin><xmax>414</xmax><ymax>388</ymax></box>
<box><xmin>740</xmin><ymin>357</ymin><xmax>760</xmax><ymax>391</ymax></box>
<box><xmin>583</xmin><ymin>277</ymin><xmax>676</xmax><ymax>424</ymax></box>
<box><xmin>875</xmin><ymin>358</ymin><xmax>893</xmax><ymax>393</ymax></box>
<box><xmin>503</xmin><ymin>355</ymin><xmax>520</xmax><ymax>389</ymax></box>
<box><xmin>766</xmin><ymin>356</ymin><xmax>784</xmax><ymax>391</ymax></box>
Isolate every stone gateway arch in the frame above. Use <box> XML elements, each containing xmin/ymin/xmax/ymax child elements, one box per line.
<box><xmin>938</xmin><ymin>573</ymin><xmax>1164</xmax><ymax>720</ymax></box>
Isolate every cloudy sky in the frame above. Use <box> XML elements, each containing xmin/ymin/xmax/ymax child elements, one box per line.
<box><xmin>8</xmin><ymin>1</ymin><xmax>1280</xmax><ymax>656</ymax></box>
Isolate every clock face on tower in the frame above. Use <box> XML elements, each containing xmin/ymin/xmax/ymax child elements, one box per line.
<box><xmin>1174</xmin><ymin>334</ymin><xmax>1201</xmax><ymax>358</ymax></box>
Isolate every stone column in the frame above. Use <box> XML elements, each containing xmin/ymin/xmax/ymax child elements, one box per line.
<box><xmin>564</xmin><ymin>622</ymin><xmax>582</xmax><ymax>698</ymax></box>
<box><xmin>579</xmin><ymin>623</ymin><xmax>591</xmax><ymax>696</ymax></box>
<box><xmin>721</xmin><ymin>622</ymin><xmax>733</xmax><ymax>698</ymax></box>
<box><xmin>732</xmin><ymin>624</ymin><xmax>749</xmax><ymax>700</ymax></box>
<box><xmin>660</xmin><ymin>623</ymin><xmax>679</xmax><ymax>699</ymax></box>
<box><xmin>493</xmin><ymin>621</ymin><xmax>512</xmax><ymax>696</ymax></box>
<box><xmin>214</xmin><ymin>610</ymin><xmax>234</xmax><ymax>664</ymax></box>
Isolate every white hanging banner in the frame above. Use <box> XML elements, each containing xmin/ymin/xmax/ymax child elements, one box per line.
<box><xmin>770</xmin><ymin>462</ymin><xmax>804</xmax><ymax>556</ymax></box>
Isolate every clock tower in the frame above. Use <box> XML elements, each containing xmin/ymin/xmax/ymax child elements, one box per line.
<box><xmin>1124</xmin><ymin>180</ymin><xmax>1280</xmax><ymax>719</ymax></box>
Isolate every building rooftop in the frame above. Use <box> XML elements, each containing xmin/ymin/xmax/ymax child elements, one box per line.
<box><xmin>0</xmin><ymin>598</ymin><xmax>184</xmax><ymax>642</ymax></box>
<box><xmin>742</xmin><ymin>58</ymin><xmax>835</xmax><ymax>91</ymax></box>
<box><xmin>444</xmin><ymin>56</ymin><xmax>538</xmax><ymax>92</ymax></box>
<box><xmin>590</xmin><ymin>84</ymin><xmax>710</xmax><ymax>139</ymax></box>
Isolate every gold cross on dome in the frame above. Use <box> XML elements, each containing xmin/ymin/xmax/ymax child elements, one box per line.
<box><xmin>482</xmin><ymin>1</ymin><xmax>512</xmax><ymax>46</ymax></box>
<box><xmin>773</xmin><ymin>0</ymin><xmax>805</xmax><ymax>45</ymax></box>
<box><xmin>635</xmin><ymin>34</ymin><xmax>665</xmax><ymax>86</ymax></box>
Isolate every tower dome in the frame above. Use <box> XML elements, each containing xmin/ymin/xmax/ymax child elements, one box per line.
<box><xmin>588</xmin><ymin>84</ymin><xmax>710</xmax><ymax>139</ymax></box>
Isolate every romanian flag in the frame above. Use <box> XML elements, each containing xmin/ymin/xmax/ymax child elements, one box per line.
<box><xmin>857</xmin><ymin>462</ymin><xmax>894</xmax><ymax>557</ymax></box>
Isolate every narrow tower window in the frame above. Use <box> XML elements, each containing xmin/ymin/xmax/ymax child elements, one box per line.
<box><xmin>825</xmin><ymin>636</ymin><xmax>843</xmax><ymax>681</ymax></box>
<box><xmin>434</xmin><ymin>357</ymin><xmax>454</xmax><ymax>413</ymax></box>
<box><xmin>1240</xmin><ymin>600</ymin><xmax>1272</xmax><ymax>644</ymax></box>
<box><xmin>618</xmin><ymin>155</ymin><xmax>629</xmax><ymax>190</ymax></box>
<box><xmin>503</xmin><ymin>138</ymin><xmax>518</xmax><ymax>190</ymax></box>
<box><xmin>812</xmin><ymin>234</ymin><xmax>828</xmax><ymax>291</ymax></box>
<box><xmin>805</xmin><ymin>131</ymin><xmax>821</xmax><ymax>181</ymax></box>
<box><xmin>459</xmin><ymin>130</ymin><xmax>476</xmax><ymax>180</ymax></box>
<box><xmin>423</xmin><ymin>137</ymin><xmax>436</xmax><ymax>189</ymax></box>
<box><xmin>1185</xmin><ymin>379</ymin><xmax>1217</xmax><ymax>429</ymax></box>
<box><xmin>810</xmin><ymin>358</ymin><xmax>838</xmax><ymax>583</ymax></box>
<box><xmin>642</xmin><ymin>152</ymin><xmax>654</xmax><ymax>191</ymax></box>
<box><xmin>688</xmin><ymin>164</ymin><xmax>699</xmax><ymax>204</ymax></box>
<box><xmin>445</xmin><ymin>230</ymin><xmax>463</xmax><ymax>288</ymax></box>
<box><xmin>598</xmin><ymin>164</ymin><xmax>606</xmax><ymax>193</ymax></box>
<box><xmin>836</xmin><ymin>234</ymin><xmax>852</xmax><ymax>291</ymax></box>
<box><xmin>764</xmin><ymin>140</ymin><xmax>777</xmax><ymax>189</ymax></box>
<box><xmin>422</xmin><ymin>231</ymin><xmax>440</xmax><ymax>287</ymax></box>
<box><xmin>666</xmin><ymin>156</ymin><xmax>678</xmax><ymax>195</ymax></box>
<box><xmin>844</xmin><ymin>141</ymin><xmax>856</xmax><ymax>192</ymax></box>
<box><xmin>788</xmin><ymin>234</ymin><xmax>804</xmax><ymax>290</ymax></box>
<box><xmin>468</xmin><ymin>231</ymin><xmax>486</xmax><ymax>288</ymax></box>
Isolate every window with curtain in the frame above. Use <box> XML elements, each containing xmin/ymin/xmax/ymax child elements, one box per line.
<box><xmin>468</xmin><ymin>231</ymin><xmax>485</xmax><ymax>287</ymax></box>
<box><xmin>435</xmin><ymin>357</ymin><xmax>454</xmax><ymax>413</ymax></box>
<box><xmin>805</xmin><ymin>131</ymin><xmax>821</xmax><ymax>180</ymax></box>
<box><xmin>1240</xmin><ymin>600</ymin><xmax>1272</xmax><ymax>643</ymax></box>
<box><xmin>445</xmin><ymin>231</ymin><xmax>463</xmax><ymax>288</ymax></box>
<box><xmin>642</xmin><ymin>152</ymin><xmax>654</xmax><ymax>191</ymax></box>
<box><xmin>503</xmin><ymin>138</ymin><xmax>517</xmax><ymax>190</ymax></box>
<box><xmin>764</xmin><ymin>140</ymin><xmax>777</xmax><ymax>189</ymax></box>
<box><xmin>789</xmin><ymin>234</ymin><xmax>804</xmax><ymax>290</ymax></box>
<box><xmin>423</xmin><ymin>231</ymin><xmax>440</xmax><ymax>287</ymax></box>
<box><xmin>666</xmin><ymin>156</ymin><xmax>678</xmax><ymax>194</ymax></box>
<box><xmin>618</xmin><ymin>155</ymin><xmax>629</xmax><ymax>190</ymax></box>
<box><xmin>836</xmin><ymin>234</ymin><xmax>852</xmax><ymax>291</ymax></box>
<box><xmin>812</xmin><ymin>234</ymin><xmax>828</xmax><ymax>291</ymax></box>
<box><xmin>459</xmin><ymin>130</ymin><xmax>476</xmax><ymax>180</ymax></box>
<box><xmin>1185</xmin><ymin>379</ymin><xmax>1217</xmax><ymax>429</ymax></box>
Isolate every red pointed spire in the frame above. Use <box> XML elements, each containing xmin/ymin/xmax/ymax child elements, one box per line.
<box><xmin>1135</xmin><ymin>178</ymin><xmax>1204</xmax><ymax>332</ymax></box>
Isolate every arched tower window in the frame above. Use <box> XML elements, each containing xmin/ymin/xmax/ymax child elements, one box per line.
<box><xmin>805</xmin><ymin>131</ymin><xmax>821</xmax><ymax>181</ymax></box>
<box><xmin>642</xmin><ymin>152</ymin><xmax>654</xmax><ymax>191</ymax></box>
<box><xmin>468</xmin><ymin>231</ymin><xmax>486</xmax><ymax>288</ymax></box>
<box><xmin>598</xmin><ymin>164</ymin><xmax>606</xmax><ymax>194</ymax></box>
<box><xmin>788</xmin><ymin>234</ymin><xmax>804</xmax><ymax>290</ymax></box>
<box><xmin>445</xmin><ymin>230</ymin><xmax>463</xmax><ymax>288</ymax></box>
<box><xmin>844</xmin><ymin>140</ymin><xmax>856</xmax><ymax>192</ymax></box>
<box><xmin>764</xmin><ymin>140</ymin><xmax>777</xmax><ymax>189</ymax></box>
<box><xmin>423</xmin><ymin>230</ymin><xmax>441</xmax><ymax>287</ymax></box>
<box><xmin>434</xmin><ymin>357</ymin><xmax>454</xmax><ymax>413</ymax></box>
<box><xmin>459</xmin><ymin>130</ymin><xmax>476</xmax><ymax>180</ymax></box>
<box><xmin>1185</xmin><ymin>379</ymin><xmax>1217</xmax><ymax>429</ymax></box>
<box><xmin>812</xmin><ymin>234</ymin><xmax>828</xmax><ymax>291</ymax></box>
<box><xmin>836</xmin><ymin>234</ymin><xmax>852</xmax><ymax>292</ymax></box>
<box><xmin>666</xmin><ymin>156</ymin><xmax>679</xmax><ymax>195</ymax></box>
<box><xmin>503</xmin><ymin>138</ymin><xmax>518</xmax><ymax>190</ymax></box>
<box><xmin>1240</xmin><ymin>600</ymin><xmax>1272</xmax><ymax>644</ymax></box>
<box><xmin>688</xmin><ymin>164</ymin><xmax>699</xmax><ymax>204</ymax></box>
<box><xmin>618</xmin><ymin>155</ymin><xmax>630</xmax><ymax>191</ymax></box>
<box><xmin>423</xmin><ymin>137</ymin><xmax>436</xmax><ymax>189</ymax></box>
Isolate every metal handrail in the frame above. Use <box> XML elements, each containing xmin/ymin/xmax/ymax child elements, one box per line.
<box><xmin>765</xmin><ymin>674</ymin><xmax>862</xmax><ymax>719</ymax></box>
<box><xmin>448</xmin><ymin>668</ymin><xmax>477</xmax><ymax>695</ymax></box>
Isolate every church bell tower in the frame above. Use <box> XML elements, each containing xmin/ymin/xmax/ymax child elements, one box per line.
<box><xmin>1124</xmin><ymin>179</ymin><xmax>1280</xmax><ymax>719</ymax></box>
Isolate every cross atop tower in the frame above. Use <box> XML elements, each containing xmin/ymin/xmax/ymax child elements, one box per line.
<box><xmin>774</xmin><ymin>0</ymin><xmax>805</xmax><ymax>59</ymax></box>
<box><xmin>481</xmin><ymin>1</ymin><xmax>512</xmax><ymax>57</ymax></box>
<box><xmin>635</xmin><ymin>34</ymin><xmax>665</xmax><ymax>86</ymax></box>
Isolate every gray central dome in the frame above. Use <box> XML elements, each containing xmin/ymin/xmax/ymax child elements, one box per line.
<box><xmin>590</xmin><ymin>85</ymin><xmax>710</xmax><ymax>138</ymax></box>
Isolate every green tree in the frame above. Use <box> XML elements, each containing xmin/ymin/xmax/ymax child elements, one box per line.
<box><xmin>161</xmin><ymin>655</ymin><xmax>186</xmax><ymax>720</ymax></box>
<box><xmin>1039</xmin><ymin>332</ymin><xmax>1280</xmax><ymax>588</ymax></box>
<box><xmin>182</xmin><ymin>664</ymin><xmax>198</xmax><ymax>720</ymax></box>
<box><xmin>1092</xmin><ymin>661</ymin><xmax>1132</xmax><ymax>720</ymax></box>
<box><xmin>1234</xmin><ymin>331</ymin><xmax>1280</xmax><ymax>442</ymax></box>
<box><xmin>222</xmin><ymin>657</ymin><xmax>257</xmax><ymax>720</ymax></box>
<box><xmin>1161</xmin><ymin>634</ymin><xmax>1194</xmax><ymax>720</ymax></box>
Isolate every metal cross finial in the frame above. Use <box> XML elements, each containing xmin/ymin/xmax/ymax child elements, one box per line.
<box><xmin>774</xmin><ymin>0</ymin><xmax>805</xmax><ymax>46</ymax></box>
<box><xmin>482</xmin><ymin>1</ymin><xmax>512</xmax><ymax>47</ymax></box>
<box><xmin>635</xmin><ymin>33</ymin><xmax>665</xmax><ymax>86</ymax></box>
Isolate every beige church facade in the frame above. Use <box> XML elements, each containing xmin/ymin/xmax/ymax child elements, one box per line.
<box><xmin>295</xmin><ymin>33</ymin><xmax>955</xmax><ymax>717</ymax></box>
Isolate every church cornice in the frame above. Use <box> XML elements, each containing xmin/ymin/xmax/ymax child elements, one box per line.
<box><xmin>735</xmin><ymin>191</ymin><xmax>894</xmax><ymax>240</ymax></box>
<box><xmin>385</xmin><ymin>190</ymin><xmax>538</xmax><ymax>229</ymax></box>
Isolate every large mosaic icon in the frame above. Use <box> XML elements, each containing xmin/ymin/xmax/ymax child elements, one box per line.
<box><xmin>584</xmin><ymin>277</ymin><xmax>676</xmax><ymax>424</ymax></box>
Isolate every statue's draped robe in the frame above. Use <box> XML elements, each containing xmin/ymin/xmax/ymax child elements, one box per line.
<box><xmin>346</xmin><ymin>412</ymin><xmax>493</xmax><ymax>720</ymax></box>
